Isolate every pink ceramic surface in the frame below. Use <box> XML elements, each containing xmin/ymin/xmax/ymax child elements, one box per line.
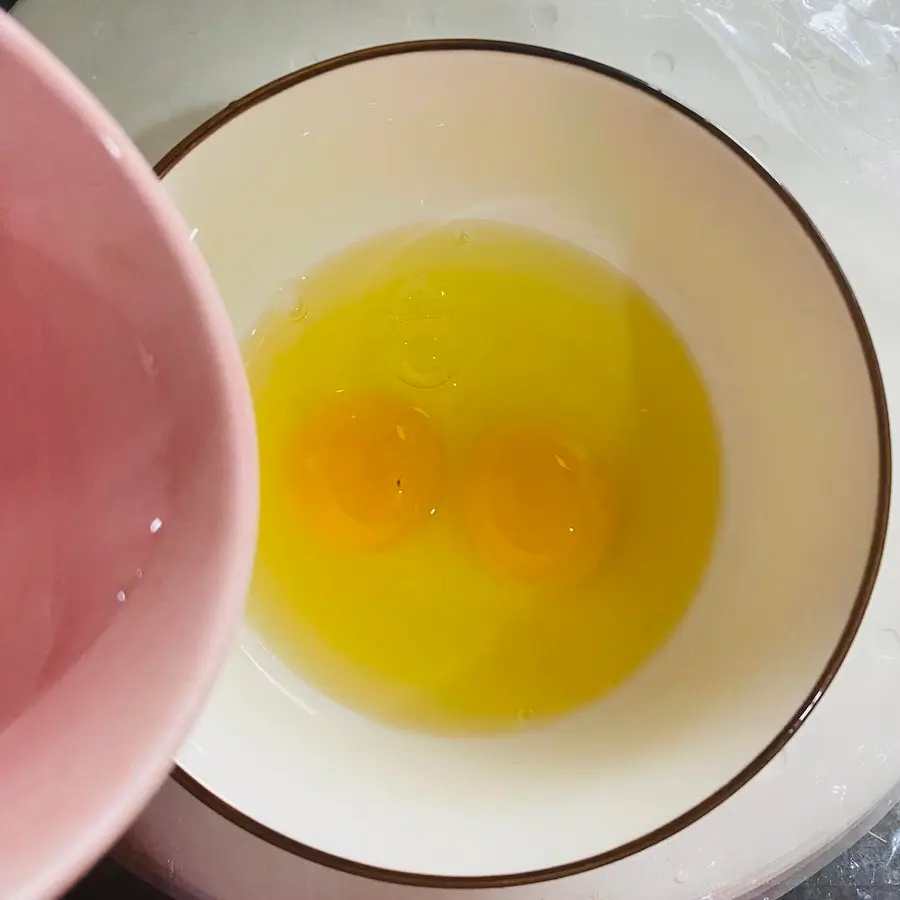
<box><xmin>0</xmin><ymin>13</ymin><xmax>257</xmax><ymax>900</ymax></box>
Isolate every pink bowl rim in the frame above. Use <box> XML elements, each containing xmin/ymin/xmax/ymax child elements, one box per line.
<box><xmin>0</xmin><ymin>13</ymin><xmax>259</xmax><ymax>899</ymax></box>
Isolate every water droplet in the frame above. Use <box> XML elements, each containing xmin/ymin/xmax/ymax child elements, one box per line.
<box><xmin>393</xmin><ymin>318</ymin><xmax>453</xmax><ymax>389</ymax></box>
<box><xmin>138</xmin><ymin>343</ymin><xmax>159</xmax><ymax>378</ymax></box>
<box><xmin>832</xmin><ymin>782</ymin><xmax>848</xmax><ymax>800</ymax></box>
<box><xmin>101</xmin><ymin>134</ymin><xmax>122</xmax><ymax>160</ymax></box>
<box><xmin>674</xmin><ymin>869</ymin><xmax>689</xmax><ymax>884</ymax></box>
<box><xmin>135</xmin><ymin>568</ymin><xmax>144</xmax><ymax>580</ymax></box>
<box><xmin>188</xmin><ymin>227</ymin><xmax>199</xmax><ymax>243</ymax></box>
<box><xmin>117</xmin><ymin>590</ymin><xmax>127</xmax><ymax>603</ymax></box>
<box><xmin>150</xmin><ymin>517</ymin><xmax>163</xmax><ymax>534</ymax></box>
<box><xmin>289</xmin><ymin>304</ymin><xmax>308</xmax><ymax>323</ymax></box>
<box><xmin>649</xmin><ymin>50</ymin><xmax>676</xmax><ymax>77</ymax></box>
<box><xmin>458</xmin><ymin>230</ymin><xmax>470</xmax><ymax>245</ymax></box>
<box><xmin>745</xmin><ymin>134</ymin><xmax>769</xmax><ymax>158</ymax></box>
<box><xmin>518</xmin><ymin>707</ymin><xmax>535</xmax><ymax>721</ymax></box>
<box><xmin>530</xmin><ymin>3</ymin><xmax>558</xmax><ymax>29</ymax></box>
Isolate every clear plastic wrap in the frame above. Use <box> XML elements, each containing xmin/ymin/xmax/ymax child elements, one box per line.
<box><xmin>642</xmin><ymin>0</ymin><xmax>900</xmax><ymax>193</ymax></box>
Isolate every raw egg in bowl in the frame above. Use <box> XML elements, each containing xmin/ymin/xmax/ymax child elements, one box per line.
<box><xmin>158</xmin><ymin>41</ymin><xmax>888</xmax><ymax>887</ymax></box>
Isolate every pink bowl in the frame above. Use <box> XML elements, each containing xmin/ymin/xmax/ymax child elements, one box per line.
<box><xmin>0</xmin><ymin>15</ymin><xmax>257</xmax><ymax>899</ymax></box>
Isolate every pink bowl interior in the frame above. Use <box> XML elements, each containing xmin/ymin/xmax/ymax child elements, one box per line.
<box><xmin>0</xmin><ymin>16</ymin><xmax>256</xmax><ymax>899</ymax></box>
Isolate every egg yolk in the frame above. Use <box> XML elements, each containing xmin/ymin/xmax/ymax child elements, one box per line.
<box><xmin>291</xmin><ymin>394</ymin><xmax>442</xmax><ymax>550</ymax></box>
<box><xmin>464</xmin><ymin>426</ymin><xmax>611</xmax><ymax>583</ymax></box>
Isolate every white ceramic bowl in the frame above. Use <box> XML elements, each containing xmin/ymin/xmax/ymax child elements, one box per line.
<box><xmin>158</xmin><ymin>41</ymin><xmax>889</xmax><ymax>887</ymax></box>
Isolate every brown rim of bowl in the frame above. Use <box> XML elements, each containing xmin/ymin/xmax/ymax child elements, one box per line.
<box><xmin>158</xmin><ymin>38</ymin><xmax>892</xmax><ymax>891</ymax></box>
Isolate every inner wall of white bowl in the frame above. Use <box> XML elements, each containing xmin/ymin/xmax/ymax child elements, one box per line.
<box><xmin>165</xmin><ymin>49</ymin><xmax>882</xmax><ymax>877</ymax></box>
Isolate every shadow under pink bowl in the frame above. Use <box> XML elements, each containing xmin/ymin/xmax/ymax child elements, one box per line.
<box><xmin>0</xmin><ymin>13</ymin><xmax>257</xmax><ymax>900</ymax></box>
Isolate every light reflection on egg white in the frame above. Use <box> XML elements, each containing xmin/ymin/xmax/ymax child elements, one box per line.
<box><xmin>241</xmin><ymin>643</ymin><xmax>318</xmax><ymax>716</ymax></box>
